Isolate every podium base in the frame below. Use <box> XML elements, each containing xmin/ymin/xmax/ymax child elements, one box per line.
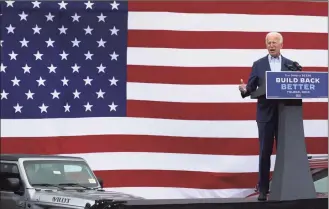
<box><xmin>268</xmin><ymin>104</ymin><xmax>316</xmax><ymax>201</ymax></box>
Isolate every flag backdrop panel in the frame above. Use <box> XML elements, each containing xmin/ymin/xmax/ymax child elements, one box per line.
<box><xmin>0</xmin><ymin>0</ymin><xmax>328</xmax><ymax>199</ymax></box>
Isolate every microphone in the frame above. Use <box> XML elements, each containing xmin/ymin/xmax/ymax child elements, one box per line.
<box><xmin>292</xmin><ymin>61</ymin><xmax>302</xmax><ymax>71</ymax></box>
<box><xmin>284</xmin><ymin>62</ymin><xmax>302</xmax><ymax>71</ymax></box>
<box><xmin>284</xmin><ymin>63</ymin><xmax>295</xmax><ymax>71</ymax></box>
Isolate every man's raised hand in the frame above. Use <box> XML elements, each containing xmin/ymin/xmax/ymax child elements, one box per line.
<box><xmin>239</xmin><ymin>79</ymin><xmax>247</xmax><ymax>93</ymax></box>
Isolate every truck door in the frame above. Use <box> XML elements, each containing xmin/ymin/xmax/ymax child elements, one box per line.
<box><xmin>0</xmin><ymin>162</ymin><xmax>26</xmax><ymax>209</ymax></box>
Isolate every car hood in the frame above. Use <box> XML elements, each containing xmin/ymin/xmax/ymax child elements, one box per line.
<box><xmin>30</xmin><ymin>188</ymin><xmax>144</xmax><ymax>208</ymax></box>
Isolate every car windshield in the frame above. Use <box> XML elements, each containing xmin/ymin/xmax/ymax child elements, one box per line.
<box><xmin>314</xmin><ymin>175</ymin><xmax>327</xmax><ymax>193</ymax></box>
<box><xmin>23</xmin><ymin>160</ymin><xmax>99</xmax><ymax>189</ymax></box>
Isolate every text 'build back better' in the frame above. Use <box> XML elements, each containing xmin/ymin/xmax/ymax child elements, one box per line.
<box><xmin>276</xmin><ymin>76</ymin><xmax>319</xmax><ymax>91</ymax></box>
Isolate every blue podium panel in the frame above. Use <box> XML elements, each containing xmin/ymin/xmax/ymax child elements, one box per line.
<box><xmin>266</xmin><ymin>71</ymin><xmax>328</xmax><ymax>99</ymax></box>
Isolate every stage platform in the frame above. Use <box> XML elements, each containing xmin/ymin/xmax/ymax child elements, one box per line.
<box><xmin>118</xmin><ymin>197</ymin><xmax>328</xmax><ymax>209</ymax></box>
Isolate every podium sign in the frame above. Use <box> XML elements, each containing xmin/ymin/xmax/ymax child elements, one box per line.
<box><xmin>266</xmin><ymin>71</ymin><xmax>328</xmax><ymax>99</ymax></box>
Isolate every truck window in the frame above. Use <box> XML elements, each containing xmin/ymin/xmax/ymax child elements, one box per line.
<box><xmin>314</xmin><ymin>176</ymin><xmax>328</xmax><ymax>193</ymax></box>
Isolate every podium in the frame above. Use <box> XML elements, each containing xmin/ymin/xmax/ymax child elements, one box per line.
<box><xmin>250</xmin><ymin>70</ymin><xmax>328</xmax><ymax>201</ymax></box>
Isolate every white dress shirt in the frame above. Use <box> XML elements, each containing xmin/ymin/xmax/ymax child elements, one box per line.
<box><xmin>268</xmin><ymin>54</ymin><xmax>281</xmax><ymax>72</ymax></box>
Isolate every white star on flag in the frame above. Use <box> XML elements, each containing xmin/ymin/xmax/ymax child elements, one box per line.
<box><xmin>25</xmin><ymin>90</ymin><xmax>35</xmax><ymax>100</ymax></box>
<box><xmin>39</xmin><ymin>103</ymin><xmax>49</xmax><ymax>113</ymax></box>
<box><xmin>1</xmin><ymin>90</ymin><xmax>9</xmax><ymax>100</ymax></box>
<box><xmin>22</xmin><ymin>64</ymin><xmax>31</xmax><ymax>73</ymax></box>
<box><xmin>84</xmin><ymin>102</ymin><xmax>93</xmax><ymax>111</ymax></box>
<box><xmin>13</xmin><ymin>103</ymin><xmax>23</xmax><ymax>113</ymax></box>
<box><xmin>108</xmin><ymin>102</ymin><xmax>118</xmax><ymax>111</ymax></box>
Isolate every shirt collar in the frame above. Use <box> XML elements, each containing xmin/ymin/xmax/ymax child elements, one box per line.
<box><xmin>268</xmin><ymin>54</ymin><xmax>281</xmax><ymax>61</ymax></box>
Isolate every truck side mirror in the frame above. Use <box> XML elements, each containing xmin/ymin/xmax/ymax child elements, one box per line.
<box><xmin>6</xmin><ymin>177</ymin><xmax>21</xmax><ymax>192</ymax></box>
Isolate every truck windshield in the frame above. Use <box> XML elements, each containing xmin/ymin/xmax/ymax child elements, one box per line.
<box><xmin>23</xmin><ymin>160</ymin><xmax>99</xmax><ymax>188</ymax></box>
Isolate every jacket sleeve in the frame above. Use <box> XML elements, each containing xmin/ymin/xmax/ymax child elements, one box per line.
<box><xmin>241</xmin><ymin>62</ymin><xmax>259</xmax><ymax>98</ymax></box>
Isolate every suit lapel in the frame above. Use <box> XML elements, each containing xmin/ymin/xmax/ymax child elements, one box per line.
<box><xmin>257</xmin><ymin>56</ymin><xmax>270</xmax><ymax>80</ymax></box>
<box><xmin>281</xmin><ymin>56</ymin><xmax>287</xmax><ymax>71</ymax></box>
<box><xmin>264</xmin><ymin>55</ymin><xmax>271</xmax><ymax>72</ymax></box>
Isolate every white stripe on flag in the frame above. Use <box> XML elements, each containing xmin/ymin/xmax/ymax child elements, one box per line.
<box><xmin>127</xmin><ymin>48</ymin><xmax>328</xmax><ymax>67</ymax></box>
<box><xmin>127</xmin><ymin>83</ymin><xmax>328</xmax><ymax>103</ymax></box>
<box><xmin>2</xmin><ymin>118</ymin><xmax>327</xmax><ymax>138</ymax></box>
<box><xmin>58</xmin><ymin>152</ymin><xmax>325</xmax><ymax>173</ymax></box>
<box><xmin>127</xmin><ymin>12</ymin><xmax>327</xmax><ymax>33</ymax></box>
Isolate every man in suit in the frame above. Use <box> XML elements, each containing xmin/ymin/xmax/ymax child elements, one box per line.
<box><xmin>238</xmin><ymin>32</ymin><xmax>294</xmax><ymax>201</ymax></box>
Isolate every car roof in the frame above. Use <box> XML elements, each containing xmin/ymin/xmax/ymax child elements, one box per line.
<box><xmin>308</xmin><ymin>155</ymin><xmax>328</xmax><ymax>169</ymax></box>
<box><xmin>0</xmin><ymin>154</ymin><xmax>83</xmax><ymax>162</ymax></box>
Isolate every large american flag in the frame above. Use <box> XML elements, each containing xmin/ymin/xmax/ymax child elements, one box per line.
<box><xmin>0</xmin><ymin>0</ymin><xmax>328</xmax><ymax>199</ymax></box>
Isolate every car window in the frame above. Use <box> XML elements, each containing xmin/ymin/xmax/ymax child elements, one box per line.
<box><xmin>314</xmin><ymin>176</ymin><xmax>327</xmax><ymax>193</ymax></box>
<box><xmin>1</xmin><ymin>163</ymin><xmax>19</xmax><ymax>174</ymax></box>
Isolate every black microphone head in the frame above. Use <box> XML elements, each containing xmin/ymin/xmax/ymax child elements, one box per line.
<box><xmin>284</xmin><ymin>63</ymin><xmax>295</xmax><ymax>71</ymax></box>
<box><xmin>292</xmin><ymin>61</ymin><xmax>302</xmax><ymax>71</ymax></box>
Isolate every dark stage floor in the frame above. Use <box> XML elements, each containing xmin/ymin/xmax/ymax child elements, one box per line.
<box><xmin>121</xmin><ymin>197</ymin><xmax>328</xmax><ymax>209</ymax></box>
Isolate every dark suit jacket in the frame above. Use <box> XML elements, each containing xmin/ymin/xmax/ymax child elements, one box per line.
<box><xmin>241</xmin><ymin>55</ymin><xmax>294</xmax><ymax>123</ymax></box>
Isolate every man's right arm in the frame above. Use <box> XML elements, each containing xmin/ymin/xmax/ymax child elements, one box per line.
<box><xmin>241</xmin><ymin>62</ymin><xmax>259</xmax><ymax>98</ymax></box>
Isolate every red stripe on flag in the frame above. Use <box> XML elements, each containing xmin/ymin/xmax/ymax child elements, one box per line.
<box><xmin>127</xmin><ymin>66</ymin><xmax>328</xmax><ymax>85</ymax></box>
<box><xmin>127</xmin><ymin>101</ymin><xmax>328</xmax><ymax>120</ymax></box>
<box><xmin>94</xmin><ymin>170</ymin><xmax>258</xmax><ymax>189</ymax></box>
<box><xmin>128</xmin><ymin>1</ymin><xmax>328</xmax><ymax>16</ymax></box>
<box><xmin>1</xmin><ymin>136</ymin><xmax>327</xmax><ymax>156</ymax></box>
<box><xmin>128</xmin><ymin>31</ymin><xmax>328</xmax><ymax>49</ymax></box>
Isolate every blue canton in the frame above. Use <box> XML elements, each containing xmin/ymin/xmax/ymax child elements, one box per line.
<box><xmin>0</xmin><ymin>0</ymin><xmax>128</xmax><ymax>119</ymax></box>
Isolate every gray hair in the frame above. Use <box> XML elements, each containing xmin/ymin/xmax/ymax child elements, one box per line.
<box><xmin>265</xmin><ymin>32</ymin><xmax>283</xmax><ymax>44</ymax></box>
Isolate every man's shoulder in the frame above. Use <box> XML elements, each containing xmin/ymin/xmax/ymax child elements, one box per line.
<box><xmin>253</xmin><ymin>55</ymin><xmax>268</xmax><ymax>65</ymax></box>
<box><xmin>282</xmin><ymin>56</ymin><xmax>294</xmax><ymax>64</ymax></box>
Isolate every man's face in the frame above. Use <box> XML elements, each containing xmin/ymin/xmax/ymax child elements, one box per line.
<box><xmin>266</xmin><ymin>35</ymin><xmax>282</xmax><ymax>57</ymax></box>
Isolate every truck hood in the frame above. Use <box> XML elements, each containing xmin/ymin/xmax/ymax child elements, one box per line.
<box><xmin>30</xmin><ymin>188</ymin><xmax>144</xmax><ymax>208</ymax></box>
